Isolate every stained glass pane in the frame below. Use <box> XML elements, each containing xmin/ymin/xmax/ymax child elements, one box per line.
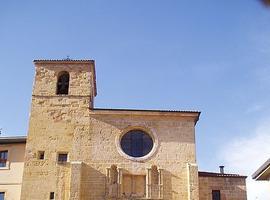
<box><xmin>120</xmin><ymin>130</ymin><xmax>153</xmax><ymax>157</ymax></box>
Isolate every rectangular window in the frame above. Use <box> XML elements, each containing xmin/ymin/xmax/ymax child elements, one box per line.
<box><xmin>38</xmin><ymin>151</ymin><xmax>45</xmax><ymax>160</ymax></box>
<box><xmin>58</xmin><ymin>153</ymin><xmax>68</xmax><ymax>164</ymax></box>
<box><xmin>49</xmin><ymin>192</ymin><xmax>54</xmax><ymax>200</ymax></box>
<box><xmin>0</xmin><ymin>192</ymin><xmax>5</xmax><ymax>200</ymax></box>
<box><xmin>0</xmin><ymin>151</ymin><xmax>8</xmax><ymax>167</ymax></box>
<box><xmin>212</xmin><ymin>190</ymin><xmax>221</xmax><ymax>200</ymax></box>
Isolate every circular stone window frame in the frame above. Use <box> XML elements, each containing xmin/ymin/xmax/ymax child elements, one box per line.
<box><xmin>116</xmin><ymin>126</ymin><xmax>159</xmax><ymax>162</ymax></box>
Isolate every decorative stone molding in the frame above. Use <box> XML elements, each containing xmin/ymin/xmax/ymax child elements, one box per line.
<box><xmin>106</xmin><ymin>165</ymin><xmax>122</xmax><ymax>198</ymax></box>
<box><xmin>146</xmin><ymin>166</ymin><xmax>163</xmax><ymax>199</ymax></box>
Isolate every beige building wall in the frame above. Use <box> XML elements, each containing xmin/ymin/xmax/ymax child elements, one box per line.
<box><xmin>0</xmin><ymin>143</ymin><xmax>25</xmax><ymax>200</ymax></box>
<box><xmin>0</xmin><ymin>59</ymin><xmax>246</xmax><ymax>200</ymax></box>
<box><xmin>86</xmin><ymin>110</ymin><xmax>199</xmax><ymax>200</ymax></box>
<box><xmin>20</xmin><ymin>60</ymin><xmax>200</xmax><ymax>200</ymax></box>
<box><xmin>199</xmin><ymin>173</ymin><xmax>247</xmax><ymax>200</ymax></box>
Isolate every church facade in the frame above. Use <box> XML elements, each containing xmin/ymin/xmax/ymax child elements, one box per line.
<box><xmin>1</xmin><ymin>59</ymin><xmax>247</xmax><ymax>200</ymax></box>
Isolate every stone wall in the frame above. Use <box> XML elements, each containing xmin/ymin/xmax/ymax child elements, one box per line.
<box><xmin>21</xmin><ymin>60</ymin><xmax>200</xmax><ymax>200</ymax></box>
<box><xmin>21</xmin><ymin>61</ymin><xmax>95</xmax><ymax>200</ymax></box>
<box><xmin>32</xmin><ymin>60</ymin><xmax>96</xmax><ymax>98</ymax></box>
<box><xmin>199</xmin><ymin>174</ymin><xmax>247</xmax><ymax>200</ymax></box>
<box><xmin>85</xmin><ymin>111</ymin><xmax>199</xmax><ymax>200</ymax></box>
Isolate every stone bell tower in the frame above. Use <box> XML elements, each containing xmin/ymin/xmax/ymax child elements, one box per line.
<box><xmin>31</xmin><ymin>59</ymin><xmax>97</xmax><ymax>107</ymax></box>
<box><xmin>21</xmin><ymin>59</ymin><xmax>97</xmax><ymax>200</ymax></box>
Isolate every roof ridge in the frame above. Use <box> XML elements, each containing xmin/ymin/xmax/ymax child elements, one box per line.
<box><xmin>33</xmin><ymin>59</ymin><xmax>94</xmax><ymax>63</ymax></box>
<box><xmin>93</xmin><ymin>108</ymin><xmax>201</xmax><ymax>113</ymax></box>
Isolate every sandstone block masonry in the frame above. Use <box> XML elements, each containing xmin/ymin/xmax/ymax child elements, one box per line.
<box><xmin>199</xmin><ymin>172</ymin><xmax>247</xmax><ymax>200</ymax></box>
<box><xmin>18</xmin><ymin>59</ymin><xmax>247</xmax><ymax>200</ymax></box>
<box><xmin>20</xmin><ymin>60</ymin><xmax>200</xmax><ymax>200</ymax></box>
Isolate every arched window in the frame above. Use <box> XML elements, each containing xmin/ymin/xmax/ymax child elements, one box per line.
<box><xmin>120</xmin><ymin>130</ymin><xmax>153</xmax><ymax>157</ymax></box>
<box><xmin>56</xmin><ymin>71</ymin><xmax>69</xmax><ymax>95</ymax></box>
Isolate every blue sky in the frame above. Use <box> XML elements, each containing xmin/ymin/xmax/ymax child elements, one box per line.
<box><xmin>1</xmin><ymin>1</ymin><xmax>270</xmax><ymax>198</ymax></box>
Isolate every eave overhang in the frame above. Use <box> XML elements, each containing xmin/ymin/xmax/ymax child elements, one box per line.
<box><xmin>252</xmin><ymin>159</ymin><xmax>270</xmax><ymax>180</ymax></box>
<box><xmin>90</xmin><ymin>108</ymin><xmax>200</xmax><ymax>124</ymax></box>
<box><xmin>199</xmin><ymin>171</ymin><xmax>247</xmax><ymax>179</ymax></box>
<box><xmin>0</xmin><ymin>136</ymin><xmax>27</xmax><ymax>144</ymax></box>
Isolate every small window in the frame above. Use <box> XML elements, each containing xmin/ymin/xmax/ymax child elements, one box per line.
<box><xmin>38</xmin><ymin>151</ymin><xmax>45</xmax><ymax>160</ymax></box>
<box><xmin>49</xmin><ymin>192</ymin><xmax>55</xmax><ymax>200</ymax></box>
<box><xmin>212</xmin><ymin>190</ymin><xmax>221</xmax><ymax>200</ymax></box>
<box><xmin>0</xmin><ymin>192</ymin><xmax>5</xmax><ymax>200</ymax></box>
<box><xmin>56</xmin><ymin>71</ymin><xmax>69</xmax><ymax>95</ymax></box>
<box><xmin>58</xmin><ymin>153</ymin><xmax>68</xmax><ymax>164</ymax></box>
<box><xmin>0</xmin><ymin>151</ymin><xmax>8</xmax><ymax>167</ymax></box>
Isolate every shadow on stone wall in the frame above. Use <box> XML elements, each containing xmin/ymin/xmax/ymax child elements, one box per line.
<box><xmin>161</xmin><ymin>169</ymin><xmax>173</xmax><ymax>200</ymax></box>
<box><xmin>81</xmin><ymin>163</ymin><xmax>107</xmax><ymax>200</ymax></box>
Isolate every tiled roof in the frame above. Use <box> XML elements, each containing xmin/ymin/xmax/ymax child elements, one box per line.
<box><xmin>33</xmin><ymin>59</ymin><xmax>94</xmax><ymax>63</ymax></box>
<box><xmin>92</xmin><ymin>108</ymin><xmax>201</xmax><ymax>124</ymax></box>
<box><xmin>0</xmin><ymin>136</ymin><xmax>27</xmax><ymax>144</ymax></box>
<box><xmin>199</xmin><ymin>171</ymin><xmax>247</xmax><ymax>178</ymax></box>
<box><xmin>93</xmin><ymin>108</ymin><xmax>200</xmax><ymax>113</ymax></box>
